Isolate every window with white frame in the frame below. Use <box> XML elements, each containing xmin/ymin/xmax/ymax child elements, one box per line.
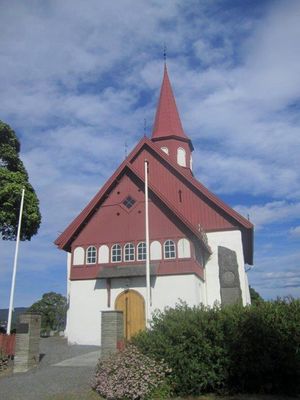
<box><xmin>86</xmin><ymin>246</ymin><xmax>96</xmax><ymax>264</ymax></box>
<box><xmin>137</xmin><ymin>242</ymin><xmax>146</xmax><ymax>261</ymax></box>
<box><xmin>161</xmin><ymin>146</ymin><xmax>169</xmax><ymax>155</ymax></box>
<box><xmin>177</xmin><ymin>147</ymin><xmax>186</xmax><ymax>167</ymax></box>
<box><xmin>164</xmin><ymin>240</ymin><xmax>176</xmax><ymax>259</ymax></box>
<box><xmin>111</xmin><ymin>244</ymin><xmax>122</xmax><ymax>263</ymax></box>
<box><xmin>124</xmin><ymin>243</ymin><xmax>135</xmax><ymax>262</ymax></box>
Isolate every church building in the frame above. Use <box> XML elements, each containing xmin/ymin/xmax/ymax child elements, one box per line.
<box><xmin>55</xmin><ymin>65</ymin><xmax>253</xmax><ymax>345</ymax></box>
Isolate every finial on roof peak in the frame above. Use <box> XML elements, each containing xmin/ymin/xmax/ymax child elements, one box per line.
<box><xmin>163</xmin><ymin>43</ymin><xmax>167</xmax><ymax>64</ymax></box>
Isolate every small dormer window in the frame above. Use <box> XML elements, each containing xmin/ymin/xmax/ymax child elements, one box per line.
<box><xmin>177</xmin><ymin>147</ymin><xmax>186</xmax><ymax>167</ymax></box>
<box><xmin>161</xmin><ymin>146</ymin><xmax>169</xmax><ymax>155</ymax></box>
<box><xmin>123</xmin><ymin>196</ymin><xmax>136</xmax><ymax>209</ymax></box>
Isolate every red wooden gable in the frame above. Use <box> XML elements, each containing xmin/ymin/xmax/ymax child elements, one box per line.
<box><xmin>55</xmin><ymin>137</ymin><xmax>253</xmax><ymax>264</ymax></box>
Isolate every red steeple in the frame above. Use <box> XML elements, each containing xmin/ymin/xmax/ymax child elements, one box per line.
<box><xmin>152</xmin><ymin>65</ymin><xmax>188</xmax><ymax>140</ymax></box>
<box><xmin>151</xmin><ymin>64</ymin><xmax>193</xmax><ymax>171</ymax></box>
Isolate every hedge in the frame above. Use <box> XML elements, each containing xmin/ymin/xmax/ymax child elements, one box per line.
<box><xmin>132</xmin><ymin>298</ymin><xmax>300</xmax><ymax>396</ymax></box>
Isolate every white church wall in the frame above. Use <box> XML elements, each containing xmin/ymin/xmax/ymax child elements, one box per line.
<box><xmin>243</xmin><ymin>269</ymin><xmax>251</xmax><ymax>304</ymax></box>
<box><xmin>152</xmin><ymin>274</ymin><xmax>204</xmax><ymax>310</ymax></box>
<box><xmin>66</xmin><ymin>273</ymin><xmax>205</xmax><ymax>345</ymax></box>
<box><xmin>66</xmin><ymin>279</ymin><xmax>105</xmax><ymax>345</ymax></box>
<box><xmin>205</xmin><ymin>230</ymin><xmax>250</xmax><ymax>306</ymax></box>
<box><xmin>109</xmin><ymin>275</ymin><xmax>203</xmax><ymax>314</ymax></box>
<box><xmin>66</xmin><ymin>252</ymin><xmax>72</xmax><ymax>301</ymax></box>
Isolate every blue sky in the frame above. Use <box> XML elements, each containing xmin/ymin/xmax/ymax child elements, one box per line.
<box><xmin>0</xmin><ymin>0</ymin><xmax>299</xmax><ymax>307</ymax></box>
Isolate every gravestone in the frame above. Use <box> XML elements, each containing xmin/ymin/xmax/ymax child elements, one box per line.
<box><xmin>101</xmin><ymin>311</ymin><xmax>124</xmax><ymax>357</ymax></box>
<box><xmin>13</xmin><ymin>313</ymin><xmax>41</xmax><ymax>373</ymax></box>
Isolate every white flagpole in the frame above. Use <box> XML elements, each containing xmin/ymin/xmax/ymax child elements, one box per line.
<box><xmin>144</xmin><ymin>160</ymin><xmax>151</xmax><ymax>328</ymax></box>
<box><xmin>7</xmin><ymin>188</ymin><xmax>25</xmax><ymax>334</ymax></box>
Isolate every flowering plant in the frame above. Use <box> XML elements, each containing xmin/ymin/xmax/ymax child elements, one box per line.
<box><xmin>92</xmin><ymin>344</ymin><xmax>171</xmax><ymax>399</ymax></box>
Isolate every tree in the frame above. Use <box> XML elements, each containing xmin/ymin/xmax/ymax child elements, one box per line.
<box><xmin>29</xmin><ymin>292</ymin><xmax>67</xmax><ymax>332</ymax></box>
<box><xmin>249</xmin><ymin>285</ymin><xmax>264</xmax><ymax>305</ymax></box>
<box><xmin>0</xmin><ymin>120</ymin><xmax>41</xmax><ymax>240</ymax></box>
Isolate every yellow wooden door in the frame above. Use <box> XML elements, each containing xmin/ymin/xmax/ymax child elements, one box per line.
<box><xmin>115</xmin><ymin>290</ymin><xmax>145</xmax><ymax>340</ymax></box>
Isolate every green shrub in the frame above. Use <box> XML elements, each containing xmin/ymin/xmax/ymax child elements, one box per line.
<box><xmin>133</xmin><ymin>303</ymin><xmax>229</xmax><ymax>396</ymax></box>
<box><xmin>226</xmin><ymin>298</ymin><xmax>300</xmax><ymax>394</ymax></box>
<box><xmin>133</xmin><ymin>298</ymin><xmax>300</xmax><ymax>396</ymax></box>
<box><xmin>92</xmin><ymin>344</ymin><xmax>171</xmax><ymax>399</ymax></box>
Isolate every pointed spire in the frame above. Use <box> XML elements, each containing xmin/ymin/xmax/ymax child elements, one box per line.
<box><xmin>152</xmin><ymin>65</ymin><xmax>188</xmax><ymax>141</ymax></box>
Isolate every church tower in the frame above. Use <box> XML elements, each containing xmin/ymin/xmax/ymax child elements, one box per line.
<box><xmin>151</xmin><ymin>64</ymin><xmax>194</xmax><ymax>171</ymax></box>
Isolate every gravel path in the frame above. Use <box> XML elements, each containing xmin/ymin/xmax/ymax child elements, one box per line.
<box><xmin>0</xmin><ymin>336</ymin><xmax>101</xmax><ymax>400</ymax></box>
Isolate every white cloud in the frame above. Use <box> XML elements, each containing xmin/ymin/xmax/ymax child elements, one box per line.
<box><xmin>241</xmin><ymin>0</ymin><xmax>300</xmax><ymax>108</ymax></box>
<box><xmin>290</xmin><ymin>226</ymin><xmax>300</xmax><ymax>237</ymax></box>
<box><xmin>194</xmin><ymin>151</ymin><xmax>299</xmax><ymax>198</ymax></box>
<box><xmin>249</xmin><ymin>250</ymin><xmax>300</xmax><ymax>298</ymax></box>
<box><xmin>234</xmin><ymin>201</ymin><xmax>300</xmax><ymax>228</ymax></box>
<box><xmin>193</xmin><ymin>37</ymin><xmax>233</xmax><ymax>66</ymax></box>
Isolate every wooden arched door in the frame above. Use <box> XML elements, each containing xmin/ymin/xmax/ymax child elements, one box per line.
<box><xmin>115</xmin><ymin>290</ymin><xmax>145</xmax><ymax>340</ymax></box>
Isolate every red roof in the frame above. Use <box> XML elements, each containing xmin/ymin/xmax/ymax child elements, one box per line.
<box><xmin>152</xmin><ymin>65</ymin><xmax>189</xmax><ymax>142</ymax></box>
<box><xmin>55</xmin><ymin>137</ymin><xmax>254</xmax><ymax>264</ymax></box>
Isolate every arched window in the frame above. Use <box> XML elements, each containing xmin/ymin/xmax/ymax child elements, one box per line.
<box><xmin>177</xmin><ymin>147</ymin><xmax>186</xmax><ymax>167</ymax></box>
<box><xmin>161</xmin><ymin>146</ymin><xmax>169</xmax><ymax>155</ymax></box>
<box><xmin>86</xmin><ymin>246</ymin><xmax>96</xmax><ymax>264</ymax></box>
<box><xmin>150</xmin><ymin>241</ymin><xmax>162</xmax><ymax>260</ymax></box>
<box><xmin>190</xmin><ymin>155</ymin><xmax>193</xmax><ymax>171</ymax></box>
<box><xmin>178</xmin><ymin>238</ymin><xmax>191</xmax><ymax>258</ymax></box>
<box><xmin>99</xmin><ymin>245</ymin><xmax>109</xmax><ymax>263</ymax></box>
<box><xmin>111</xmin><ymin>244</ymin><xmax>122</xmax><ymax>263</ymax></box>
<box><xmin>137</xmin><ymin>242</ymin><xmax>146</xmax><ymax>261</ymax></box>
<box><xmin>124</xmin><ymin>243</ymin><xmax>135</xmax><ymax>262</ymax></box>
<box><xmin>73</xmin><ymin>247</ymin><xmax>84</xmax><ymax>265</ymax></box>
<box><xmin>164</xmin><ymin>240</ymin><xmax>176</xmax><ymax>259</ymax></box>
